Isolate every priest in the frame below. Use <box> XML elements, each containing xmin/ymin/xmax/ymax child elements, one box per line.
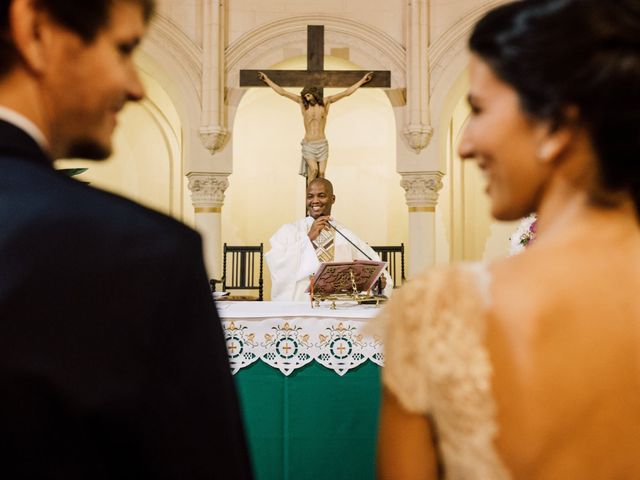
<box><xmin>265</xmin><ymin>178</ymin><xmax>393</xmax><ymax>301</ymax></box>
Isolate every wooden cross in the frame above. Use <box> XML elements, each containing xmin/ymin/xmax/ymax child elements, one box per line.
<box><xmin>240</xmin><ymin>25</ymin><xmax>390</xmax><ymax>96</ymax></box>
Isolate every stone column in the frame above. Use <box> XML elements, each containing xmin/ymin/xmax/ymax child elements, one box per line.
<box><xmin>400</xmin><ymin>171</ymin><xmax>444</xmax><ymax>276</ymax></box>
<box><xmin>199</xmin><ymin>0</ymin><xmax>229</xmax><ymax>154</ymax></box>
<box><xmin>403</xmin><ymin>0</ymin><xmax>433</xmax><ymax>152</ymax></box>
<box><xmin>187</xmin><ymin>172</ymin><xmax>229</xmax><ymax>279</ymax></box>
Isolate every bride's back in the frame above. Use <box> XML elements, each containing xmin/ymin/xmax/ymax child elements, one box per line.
<box><xmin>377</xmin><ymin>1</ymin><xmax>640</xmax><ymax>478</ymax></box>
<box><xmin>489</xmin><ymin>221</ymin><xmax>640</xmax><ymax>478</ymax></box>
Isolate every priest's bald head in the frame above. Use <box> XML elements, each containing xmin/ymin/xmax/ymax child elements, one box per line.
<box><xmin>0</xmin><ymin>0</ymin><xmax>156</xmax><ymax>160</ymax></box>
<box><xmin>306</xmin><ymin>178</ymin><xmax>336</xmax><ymax>219</ymax></box>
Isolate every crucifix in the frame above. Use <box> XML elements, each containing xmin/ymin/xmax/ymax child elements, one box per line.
<box><xmin>240</xmin><ymin>25</ymin><xmax>391</xmax><ymax>185</ymax></box>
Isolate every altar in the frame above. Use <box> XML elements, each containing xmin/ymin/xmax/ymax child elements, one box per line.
<box><xmin>218</xmin><ymin>301</ymin><xmax>384</xmax><ymax>480</ymax></box>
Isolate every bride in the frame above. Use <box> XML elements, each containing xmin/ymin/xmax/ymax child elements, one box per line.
<box><xmin>375</xmin><ymin>0</ymin><xmax>640</xmax><ymax>478</ymax></box>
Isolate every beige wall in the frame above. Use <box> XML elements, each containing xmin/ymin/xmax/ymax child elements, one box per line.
<box><xmin>223</xmin><ymin>56</ymin><xmax>406</xmax><ymax>299</ymax></box>
<box><xmin>227</xmin><ymin>0</ymin><xmax>406</xmax><ymax>47</ymax></box>
<box><xmin>157</xmin><ymin>0</ymin><xmax>202</xmax><ymax>46</ymax></box>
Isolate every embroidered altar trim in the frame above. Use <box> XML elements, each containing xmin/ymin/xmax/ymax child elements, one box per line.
<box><xmin>223</xmin><ymin>317</ymin><xmax>383</xmax><ymax>376</ymax></box>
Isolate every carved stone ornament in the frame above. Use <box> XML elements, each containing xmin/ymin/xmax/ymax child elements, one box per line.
<box><xmin>199</xmin><ymin>126</ymin><xmax>229</xmax><ymax>154</ymax></box>
<box><xmin>187</xmin><ymin>173</ymin><xmax>229</xmax><ymax>208</ymax></box>
<box><xmin>403</xmin><ymin>123</ymin><xmax>434</xmax><ymax>153</ymax></box>
<box><xmin>400</xmin><ymin>172</ymin><xmax>444</xmax><ymax>208</ymax></box>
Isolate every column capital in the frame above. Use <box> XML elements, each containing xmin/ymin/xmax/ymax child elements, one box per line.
<box><xmin>403</xmin><ymin>124</ymin><xmax>433</xmax><ymax>153</ymax></box>
<box><xmin>199</xmin><ymin>126</ymin><xmax>230</xmax><ymax>155</ymax></box>
<box><xmin>187</xmin><ymin>172</ymin><xmax>229</xmax><ymax>209</ymax></box>
<box><xmin>400</xmin><ymin>171</ymin><xmax>444</xmax><ymax>209</ymax></box>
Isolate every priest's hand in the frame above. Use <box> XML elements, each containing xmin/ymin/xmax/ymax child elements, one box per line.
<box><xmin>308</xmin><ymin>216</ymin><xmax>332</xmax><ymax>242</ymax></box>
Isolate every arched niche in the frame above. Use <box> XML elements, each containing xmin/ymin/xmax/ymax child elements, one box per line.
<box><xmin>223</xmin><ymin>55</ymin><xmax>406</xmax><ymax>299</ymax></box>
<box><xmin>433</xmin><ymin>71</ymin><xmax>520</xmax><ymax>264</ymax></box>
<box><xmin>55</xmin><ymin>71</ymin><xmax>188</xmax><ymax>223</ymax></box>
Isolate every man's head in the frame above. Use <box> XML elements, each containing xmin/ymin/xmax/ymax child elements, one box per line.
<box><xmin>0</xmin><ymin>0</ymin><xmax>155</xmax><ymax>160</ymax></box>
<box><xmin>306</xmin><ymin>178</ymin><xmax>335</xmax><ymax>219</ymax></box>
<box><xmin>300</xmin><ymin>86</ymin><xmax>323</xmax><ymax>109</ymax></box>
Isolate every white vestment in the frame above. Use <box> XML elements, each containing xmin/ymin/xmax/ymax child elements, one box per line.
<box><xmin>265</xmin><ymin>217</ymin><xmax>393</xmax><ymax>301</ymax></box>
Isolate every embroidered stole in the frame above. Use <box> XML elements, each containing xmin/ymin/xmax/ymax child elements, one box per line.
<box><xmin>313</xmin><ymin>228</ymin><xmax>335</xmax><ymax>263</ymax></box>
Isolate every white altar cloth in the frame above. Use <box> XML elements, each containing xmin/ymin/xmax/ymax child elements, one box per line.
<box><xmin>217</xmin><ymin>301</ymin><xmax>384</xmax><ymax>376</ymax></box>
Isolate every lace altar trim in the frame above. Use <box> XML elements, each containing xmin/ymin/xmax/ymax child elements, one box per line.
<box><xmin>223</xmin><ymin>318</ymin><xmax>383</xmax><ymax>376</ymax></box>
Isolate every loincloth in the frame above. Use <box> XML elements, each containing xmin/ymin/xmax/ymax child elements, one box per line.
<box><xmin>299</xmin><ymin>138</ymin><xmax>329</xmax><ymax>177</ymax></box>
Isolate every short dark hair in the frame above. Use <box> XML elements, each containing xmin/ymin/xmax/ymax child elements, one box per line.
<box><xmin>300</xmin><ymin>86</ymin><xmax>324</xmax><ymax>109</ymax></box>
<box><xmin>0</xmin><ymin>0</ymin><xmax>155</xmax><ymax>76</ymax></box>
<box><xmin>470</xmin><ymin>0</ymin><xmax>640</xmax><ymax>214</ymax></box>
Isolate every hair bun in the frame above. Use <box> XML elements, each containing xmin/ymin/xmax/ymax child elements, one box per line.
<box><xmin>470</xmin><ymin>0</ymin><xmax>640</xmax><ymax>214</ymax></box>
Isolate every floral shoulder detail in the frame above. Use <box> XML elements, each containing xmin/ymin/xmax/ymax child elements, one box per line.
<box><xmin>509</xmin><ymin>214</ymin><xmax>537</xmax><ymax>255</ymax></box>
<box><xmin>374</xmin><ymin>263</ymin><xmax>491</xmax><ymax>413</ymax></box>
<box><xmin>374</xmin><ymin>262</ymin><xmax>511</xmax><ymax>479</ymax></box>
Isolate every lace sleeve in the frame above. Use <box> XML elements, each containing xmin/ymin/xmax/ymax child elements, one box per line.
<box><xmin>372</xmin><ymin>268</ymin><xmax>443</xmax><ymax>413</ymax></box>
<box><xmin>375</xmin><ymin>264</ymin><xmax>511</xmax><ymax>479</ymax></box>
<box><xmin>374</xmin><ymin>264</ymin><xmax>491</xmax><ymax>415</ymax></box>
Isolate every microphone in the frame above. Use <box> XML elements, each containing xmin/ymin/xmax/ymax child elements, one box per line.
<box><xmin>326</xmin><ymin>221</ymin><xmax>372</xmax><ymax>260</ymax></box>
<box><xmin>326</xmin><ymin>220</ymin><xmax>385</xmax><ymax>295</ymax></box>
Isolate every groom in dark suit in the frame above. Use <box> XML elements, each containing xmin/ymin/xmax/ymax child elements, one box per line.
<box><xmin>0</xmin><ymin>0</ymin><xmax>252</xmax><ymax>478</ymax></box>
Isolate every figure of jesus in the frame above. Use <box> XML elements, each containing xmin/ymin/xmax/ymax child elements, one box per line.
<box><xmin>258</xmin><ymin>71</ymin><xmax>373</xmax><ymax>183</ymax></box>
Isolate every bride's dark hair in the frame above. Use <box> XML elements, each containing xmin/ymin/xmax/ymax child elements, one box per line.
<box><xmin>470</xmin><ymin>0</ymin><xmax>640</xmax><ymax>214</ymax></box>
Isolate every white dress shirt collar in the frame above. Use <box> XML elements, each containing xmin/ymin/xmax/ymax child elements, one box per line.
<box><xmin>0</xmin><ymin>106</ymin><xmax>49</xmax><ymax>152</ymax></box>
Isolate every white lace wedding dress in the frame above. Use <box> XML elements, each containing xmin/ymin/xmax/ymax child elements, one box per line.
<box><xmin>375</xmin><ymin>263</ymin><xmax>511</xmax><ymax>479</ymax></box>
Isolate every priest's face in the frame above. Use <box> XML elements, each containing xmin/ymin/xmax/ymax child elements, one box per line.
<box><xmin>40</xmin><ymin>1</ymin><xmax>147</xmax><ymax>159</ymax></box>
<box><xmin>306</xmin><ymin>180</ymin><xmax>335</xmax><ymax>219</ymax></box>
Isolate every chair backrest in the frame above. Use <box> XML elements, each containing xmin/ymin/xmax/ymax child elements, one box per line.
<box><xmin>222</xmin><ymin>243</ymin><xmax>264</xmax><ymax>300</ymax></box>
<box><xmin>370</xmin><ymin>244</ymin><xmax>405</xmax><ymax>288</ymax></box>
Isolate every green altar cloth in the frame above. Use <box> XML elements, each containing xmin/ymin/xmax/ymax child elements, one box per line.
<box><xmin>235</xmin><ymin>360</ymin><xmax>381</xmax><ymax>480</ymax></box>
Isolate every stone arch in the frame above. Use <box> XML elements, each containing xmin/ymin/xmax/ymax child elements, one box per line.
<box><xmin>226</xmin><ymin>15</ymin><xmax>405</xmax><ymax>86</ymax></box>
<box><xmin>55</xmin><ymin>70</ymin><xmax>185</xmax><ymax>222</ymax></box>
<box><xmin>225</xmin><ymin>15</ymin><xmax>406</xmax><ymax>112</ymax></box>
<box><xmin>428</xmin><ymin>1</ymin><xmax>517</xmax><ymax>264</ymax></box>
<box><xmin>428</xmin><ymin>0</ymin><xmax>506</xmax><ymax>174</ymax></box>
<box><xmin>224</xmin><ymin>14</ymin><xmax>408</xmax><ymax>174</ymax></box>
<box><xmin>137</xmin><ymin>14</ymin><xmax>212</xmax><ymax>177</ymax></box>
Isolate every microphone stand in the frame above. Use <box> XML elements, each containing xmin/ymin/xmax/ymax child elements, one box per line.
<box><xmin>326</xmin><ymin>221</ymin><xmax>385</xmax><ymax>296</ymax></box>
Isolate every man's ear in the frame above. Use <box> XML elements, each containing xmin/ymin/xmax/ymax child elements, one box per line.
<box><xmin>9</xmin><ymin>0</ymin><xmax>55</xmax><ymax>74</ymax></box>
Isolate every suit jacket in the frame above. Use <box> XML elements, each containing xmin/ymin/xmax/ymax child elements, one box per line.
<box><xmin>0</xmin><ymin>120</ymin><xmax>253</xmax><ymax>479</ymax></box>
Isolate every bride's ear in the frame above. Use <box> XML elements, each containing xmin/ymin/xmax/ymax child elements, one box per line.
<box><xmin>535</xmin><ymin>106</ymin><xmax>579</xmax><ymax>163</ymax></box>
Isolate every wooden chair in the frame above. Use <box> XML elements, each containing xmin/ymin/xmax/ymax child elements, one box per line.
<box><xmin>371</xmin><ymin>243</ymin><xmax>406</xmax><ymax>288</ymax></box>
<box><xmin>211</xmin><ymin>243</ymin><xmax>264</xmax><ymax>301</ymax></box>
